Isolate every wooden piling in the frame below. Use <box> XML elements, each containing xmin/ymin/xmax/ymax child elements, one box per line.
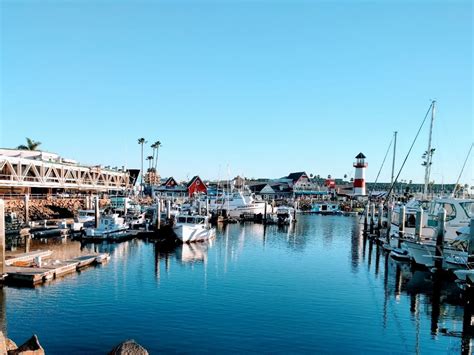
<box><xmin>206</xmin><ymin>199</ymin><xmax>209</xmax><ymax>215</ymax></box>
<box><xmin>377</xmin><ymin>203</ymin><xmax>383</xmax><ymax>230</ymax></box>
<box><xmin>24</xmin><ymin>235</ymin><xmax>30</xmax><ymax>254</ymax></box>
<box><xmin>364</xmin><ymin>202</ymin><xmax>369</xmax><ymax>233</ymax></box>
<box><xmin>166</xmin><ymin>200</ymin><xmax>171</xmax><ymax>219</ymax></box>
<box><xmin>198</xmin><ymin>201</ymin><xmax>202</xmax><ymax>215</ymax></box>
<box><xmin>468</xmin><ymin>217</ymin><xmax>474</xmax><ymax>264</ymax></box>
<box><xmin>0</xmin><ymin>200</ymin><xmax>5</xmax><ymax>276</ymax></box>
<box><xmin>24</xmin><ymin>194</ymin><xmax>29</xmax><ymax>226</ymax></box>
<box><xmin>398</xmin><ymin>206</ymin><xmax>406</xmax><ymax>248</ymax></box>
<box><xmin>94</xmin><ymin>196</ymin><xmax>100</xmax><ymax>228</ymax></box>
<box><xmin>264</xmin><ymin>201</ymin><xmax>267</xmax><ymax>224</ymax></box>
<box><xmin>386</xmin><ymin>204</ymin><xmax>393</xmax><ymax>243</ymax></box>
<box><xmin>370</xmin><ymin>203</ymin><xmax>375</xmax><ymax>234</ymax></box>
<box><xmin>434</xmin><ymin>208</ymin><xmax>446</xmax><ymax>270</ymax></box>
<box><xmin>156</xmin><ymin>201</ymin><xmax>161</xmax><ymax>230</ymax></box>
<box><xmin>415</xmin><ymin>207</ymin><xmax>423</xmax><ymax>242</ymax></box>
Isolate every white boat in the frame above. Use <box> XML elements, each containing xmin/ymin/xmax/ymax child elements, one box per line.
<box><xmin>275</xmin><ymin>206</ymin><xmax>295</xmax><ymax>225</ymax></box>
<box><xmin>206</xmin><ymin>190</ymin><xmax>267</xmax><ymax>218</ymax></box>
<box><xmin>173</xmin><ymin>215</ymin><xmax>216</xmax><ymax>243</ymax></box>
<box><xmin>454</xmin><ymin>269</ymin><xmax>474</xmax><ymax>282</ymax></box>
<box><xmin>85</xmin><ymin>214</ymin><xmax>129</xmax><ymax>238</ymax></box>
<box><xmin>76</xmin><ymin>209</ymin><xmax>97</xmax><ymax>224</ymax></box>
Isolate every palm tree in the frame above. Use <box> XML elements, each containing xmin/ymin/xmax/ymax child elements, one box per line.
<box><xmin>146</xmin><ymin>156</ymin><xmax>153</xmax><ymax>171</ymax></box>
<box><xmin>153</xmin><ymin>141</ymin><xmax>162</xmax><ymax>171</ymax></box>
<box><xmin>150</xmin><ymin>142</ymin><xmax>157</xmax><ymax>172</ymax></box>
<box><xmin>137</xmin><ymin>138</ymin><xmax>147</xmax><ymax>193</ymax></box>
<box><xmin>17</xmin><ymin>137</ymin><xmax>42</xmax><ymax>150</ymax></box>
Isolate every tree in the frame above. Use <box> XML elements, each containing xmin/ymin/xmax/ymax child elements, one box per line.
<box><xmin>146</xmin><ymin>156</ymin><xmax>153</xmax><ymax>171</ymax></box>
<box><xmin>137</xmin><ymin>138</ymin><xmax>147</xmax><ymax>193</ymax></box>
<box><xmin>17</xmin><ymin>137</ymin><xmax>42</xmax><ymax>151</ymax></box>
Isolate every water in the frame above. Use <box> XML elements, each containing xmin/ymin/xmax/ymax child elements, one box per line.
<box><xmin>2</xmin><ymin>215</ymin><xmax>472</xmax><ymax>354</ymax></box>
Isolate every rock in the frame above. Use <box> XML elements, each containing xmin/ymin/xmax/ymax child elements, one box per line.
<box><xmin>8</xmin><ymin>334</ymin><xmax>44</xmax><ymax>355</ymax></box>
<box><xmin>108</xmin><ymin>340</ymin><xmax>149</xmax><ymax>355</ymax></box>
<box><xmin>6</xmin><ymin>338</ymin><xmax>18</xmax><ymax>351</ymax></box>
<box><xmin>0</xmin><ymin>331</ymin><xmax>7</xmax><ymax>355</ymax></box>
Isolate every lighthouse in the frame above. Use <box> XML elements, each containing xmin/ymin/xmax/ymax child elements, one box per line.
<box><xmin>353</xmin><ymin>153</ymin><xmax>368</xmax><ymax>196</ymax></box>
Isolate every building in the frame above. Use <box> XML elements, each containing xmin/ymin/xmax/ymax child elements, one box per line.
<box><xmin>187</xmin><ymin>176</ymin><xmax>207</xmax><ymax>197</ymax></box>
<box><xmin>0</xmin><ymin>148</ymin><xmax>131</xmax><ymax>195</ymax></box>
<box><xmin>153</xmin><ymin>177</ymin><xmax>188</xmax><ymax>199</ymax></box>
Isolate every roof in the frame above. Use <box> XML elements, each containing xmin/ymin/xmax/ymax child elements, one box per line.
<box><xmin>355</xmin><ymin>152</ymin><xmax>366</xmax><ymax>159</ymax></box>
<box><xmin>187</xmin><ymin>175</ymin><xmax>202</xmax><ymax>188</ymax></box>
<box><xmin>286</xmin><ymin>172</ymin><xmax>308</xmax><ymax>183</ymax></box>
<box><xmin>162</xmin><ymin>177</ymin><xmax>178</xmax><ymax>187</ymax></box>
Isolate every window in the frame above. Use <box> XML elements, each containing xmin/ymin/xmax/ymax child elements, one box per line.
<box><xmin>460</xmin><ymin>202</ymin><xmax>474</xmax><ymax>218</ymax></box>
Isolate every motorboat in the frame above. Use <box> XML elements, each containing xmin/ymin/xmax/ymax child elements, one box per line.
<box><xmin>275</xmin><ymin>206</ymin><xmax>295</xmax><ymax>225</ymax></box>
<box><xmin>173</xmin><ymin>214</ymin><xmax>216</xmax><ymax>243</ymax></box>
<box><xmin>84</xmin><ymin>214</ymin><xmax>129</xmax><ymax>239</ymax></box>
<box><xmin>205</xmin><ymin>190</ymin><xmax>267</xmax><ymax>218</ymax></box>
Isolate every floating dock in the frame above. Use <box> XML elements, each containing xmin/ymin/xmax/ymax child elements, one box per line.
<box><xmin>5</xmin><ymin>250</ymin><xmax>53</xmax><ymax>266</ymax></box>
<box><xmin>4</xmin><ymin>253</ymin><xmax>108</xmax><ymax>286</ymax></box>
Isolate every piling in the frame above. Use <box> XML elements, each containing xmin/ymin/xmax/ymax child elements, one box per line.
<box><xmin>166</xmin><ymin>200</ymin><xmax>171</xmax><ymax>219</ymax></box>
<box><xmin>156</xmin><ymin>201</ymin><xmax>161</xmax><ymax>230</ymax></box>
<box><xmin>370</xmin><ymin>203</ymin><xmax>375</xmax><ymax>234</ymax></box>
<box><xmin>415</xmin><ymin>207</ymin><xmax>423</xmax><ymax>242</ymax></box>
<box><xmin>24</xmin><ymin>194</ymin><xmax>29</xmax><ymax>226</ymax></box>
<box><xmin>24</xmin><ymin>235</ymin><xmax>30</xmax><ymax>254</ymax></box>
<box><xmin>94</xmin><ymin>196</ymin><xmax>100</xmax><ymax>228</ymax></box>
<box><xmin>264</xmin><ymin>201</ymin><xmax>268</xmax><ymax>224</ymax></box>
<box><xmin>468</xmin><ymin>217</ymin><xmax>474</xmax><ymax>264</ymax></box>
<box><xmin>377</xmin><ymin>203</ymin><xmax>383</xmax><ymax>231</ymax></box>
<box><xmin>0</xmin><ymin>200</ymin><xmax>5</xmax><ymax>275</ymax></box>
<box><xmin>398</xmin><ymin>206</ymin><xmax>405</xmax><ymax>248</ymax></box>
<box><xmin>434</xmin><ymin>208</ymin><xmax>446</xmax><ymax>270</ymax></box>
<box><xmin>206</xmin><ymin>199</ymin><xmax>209</xmax><ymax>215</ymax></box>
<box><xmin>386</xmin><ymin>204</ymin><xmax>393</xmax><ymax>243</ymax></box>
<box><xmin>198</xmin><ymin>201</ymin><xmax>202</xmax><ymax>215</ymax></box>
<box><xmin>364</xmin><ymin>202</ymin><xmax>369</xmax><ymax>233</ymax></box>
<box><xmin>293</xmin><ymin>201</ymin><xmax>297</xmax><ymax>222</ymax></box>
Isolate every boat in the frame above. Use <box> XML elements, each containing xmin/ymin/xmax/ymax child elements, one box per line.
<box><xmin>76</xmin><ymin>209</ymin><xmax>100</xmax><ymax>224</ymax></box>
<box><xmin>205</xmin><ymin>189</ymin><xmax>267</xmax><ymax>218</ymax></box>
<box><xmin>173</xmin><ymin>214</ymin><xmax>216</xmax><ymax>243</ymax></box>
<box><xmin>275</xmin><ymin>206</ymin><xmax>295</xmax><ymax>225</ymax></box>
<box><xmin>308</xmin><ymin>202</ymin><xmax>341</xmax><ymax>215</ymax></box>
<box><xmin>84</xmin><ymin>214</ymin><xmax>130</xmax><ymax>239</ymax></box>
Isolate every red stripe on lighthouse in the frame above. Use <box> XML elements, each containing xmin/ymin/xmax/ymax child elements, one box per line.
<box><xmin>353</xmin><ymin>179</ymin><xmax>365</xmax><ymax>188</ymax></box>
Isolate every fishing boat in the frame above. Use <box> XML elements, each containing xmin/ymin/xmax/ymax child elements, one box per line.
<box><xmin>173</xmin><ymin>214</ymin><xmax>216</xmax><ymax>243</ymax></box>
<box><xmin>84</xmin><ymin>214</ymin><xmax>130</xmax><ymax>239</ymax></box>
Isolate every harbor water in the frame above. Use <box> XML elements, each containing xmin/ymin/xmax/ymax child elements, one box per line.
<box><xmin>2</xmin><ymin>215</ymin><xmax>472</xmax><ymax>354</ymax></box>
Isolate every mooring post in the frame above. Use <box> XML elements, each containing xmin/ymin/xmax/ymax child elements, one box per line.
<box><xmin>156</xmin><ymin>200</ymin><xmax>161</xmax><ymax>230</ymax></box>
<box><xmin>198</xmin><ymin>201</ymin><xmax>202</xmax><ymax>215</ymax></box>
<box><xmin>386</xmin><ymin>204</ymin><xmax>393</xmax><ymax>243</ymax></box>
<box><xmin>434</xmin><ymin>208</ymin><xmax>446</xmax><ymax>271</ymax></box>
<box><xmin>24</xmin><ymin>235</ymin><xmax>30</xmax><ymax>253</ymax></box>
<box><xmin>415</xmin><ymin>207</ymin><xmax>424</xmax><ymax>242</ymax></box>
<box><xmin>370</xmin><ymin>203</ymin><xmax>375</xmax><ymax>234</ymax></box>
<box><xmin>206</xmin><ymin>198</ymin><xmax>209</xmax><ymax>216</ymax></box>
<box><xmin>377</xmin><ymin>203</ymin><xmax>383</xmax><ymax>231</ymax></box>
<box><xmin>264</xmin><ymin>201</ymin><xmax>267</xmax><ymax>224</ymax></box>
<box><xmin>398</xmin><ymin>206</ymin><xmax>406</xmax><ymax>248</ymax></box>
<box><xmin>94</xmin><ymin>195</ymin><xmax>100</xmax><ymax>228</ymax></box>
<box><xmin>24</xmin><ymin>193</ymin><xmax>29</xmax><ymax>226</ymax></box>
<box><xmin>293</xmin><ymin>200</ymin><xmax>297</xmax><ymax>221</ymax></box>
<box><xmin>166</xmin><ymin>200</ymin><xmax>171</xmax><ymax>219</ymax></box>
<box><xmin>0</xmin><ymin>200</ymin><xmax>5</xmax><ymax>276</ymax></box>
<box><xmin>363</xmin><ymin>202</ymin><xmax>369</xmax><ymax>233</ymax></box>
<box><xmin>468</xmin><ymin>217</ymin><xmax>474</xmax><ymax>264</ymax></box>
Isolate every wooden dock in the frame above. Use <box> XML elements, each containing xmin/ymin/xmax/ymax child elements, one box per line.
<box><xmin>5</xmin><ymin>250</ymin><xmax>52</xmax><ymax>266</ymax></box>
<box><xmin>5</xmin><ymin>253</ymin><xmax>108</xmax><ymax>286</ymax></box>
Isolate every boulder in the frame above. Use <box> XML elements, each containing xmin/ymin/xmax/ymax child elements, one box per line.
<box><xmin>8</xmin><ymin>334</ymin><xmax>44</xmax><ymax>355</ymax></box>
<box><xmin>108</xmin><ymin>340</ymin><xmax>149</xmax><ymax>355</ymax></box>
<box><xmin>6</xmin><ymin>338</ymin><xmax>17</xmax><ymax>351</ymax></box>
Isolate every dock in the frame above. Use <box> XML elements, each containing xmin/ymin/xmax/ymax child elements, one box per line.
<box><xmin>5</xmin><ymin>250</ymin><xmax>52</xmax><ymax>266</ymax></box>
<box><xmin>4</xmin><ymin>253</ymin><xmax>108</xmax><ymax>286</ymax></box>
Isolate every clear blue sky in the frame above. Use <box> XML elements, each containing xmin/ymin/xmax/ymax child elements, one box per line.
<box><xmin>1</xmin><ymin>0</ymin><xmax>472</xmax><ymax>184</ymax></box>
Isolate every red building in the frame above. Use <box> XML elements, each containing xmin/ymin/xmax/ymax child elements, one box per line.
<box><xmin>187</xmin><ymin>176</ymin><xmax>207</xmax><ymax>197</ymax></box>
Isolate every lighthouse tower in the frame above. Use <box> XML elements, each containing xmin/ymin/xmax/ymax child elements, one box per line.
<box><xmin>353</xmin><ymin>153</ymin><xmax>368</xmax><ymax>196</ymax></box>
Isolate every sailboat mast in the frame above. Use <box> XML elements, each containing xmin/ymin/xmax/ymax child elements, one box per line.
<box><xmin>423</xmin><ymin>100</ymin><xmax>436</xmax><ymax>197</ymax></box>
<box><xmin>390</xmin><ymin>131</ymin><xmax>397</xmax><ymax>188</ymax></box>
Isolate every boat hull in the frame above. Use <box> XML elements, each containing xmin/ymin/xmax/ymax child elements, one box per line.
<box><xmin>173</xmin><ymin>225</ymin><xmax>216</xmax><ymax>243</ymax></box>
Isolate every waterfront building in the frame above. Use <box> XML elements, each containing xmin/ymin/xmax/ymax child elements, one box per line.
<box><xmin>0</xmin><ymin>148</ymin><xmax>131</xmax><ymax>195</ymax></box>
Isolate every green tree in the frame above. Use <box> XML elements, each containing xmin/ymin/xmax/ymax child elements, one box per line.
<box><xmin>17</xmin><ymin>137</ymin><xmax>42</xmax><ymax>150</ymax></box>
<box><xmin>137</xmin><ymin>138</ymin><xmax>147</xmax><ymax>193</ymax></box>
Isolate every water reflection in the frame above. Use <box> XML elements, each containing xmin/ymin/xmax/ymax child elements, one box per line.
<box><xmin>358</xmin><ymin>230</ymin><xmax>473</xmax><ymax>354</ymax></box>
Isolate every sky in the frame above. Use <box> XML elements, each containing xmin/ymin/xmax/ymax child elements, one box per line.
<box><xmin>0</xmin><ymin>0</ymin><xmax>472</xmax><ymax>185</ymax></box>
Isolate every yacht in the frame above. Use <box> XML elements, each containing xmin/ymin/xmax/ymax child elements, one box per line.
<box><xmin>173</xmin><ymin>214</ymin><xmax>216</xmax><ymax>243</ymax></box>
<box><xmin>206</xmin><ymin>190</ymin><xmax>267</xmax><ymax>218</ymax></box>
<box><xmin>401</xmin><ymin>197</ymin><xmax>473</xmax><ymax>267</ymax></box>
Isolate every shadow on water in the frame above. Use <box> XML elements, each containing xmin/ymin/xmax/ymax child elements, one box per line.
<box><xmin>357</xmin><ymin>226</ymin><xmax>474</xmax><ymax>354</ymax></box>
